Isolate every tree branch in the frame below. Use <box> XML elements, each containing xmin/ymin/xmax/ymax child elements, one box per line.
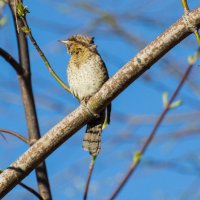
<box><xmin>0</xmin><ymin>128</ymin><xmax>29</xmax><ymax>144</ymax></box>
<box><xmin>83</xmin><ymin>156</ymin><xmax>96</xmax><ymax>200</ymax></box>
<box><xmin>0</xmin><ymin>47</ymin><xmax>23</xmax><ymax>75</ymax></box>
<box><xmin>20</xmin><ymin>17</ymin><xmax>71</xmax><ymax>93</ymax></box>
<box><xmin>0</xmin><ymin>169</ymin><xmax>43</xmax><ymax>200</ymax></box>
<box><xmin>0</xmin><ymin>7</ymin><xmax>200</xmax><ymax>198</ymax></box>
<box><xmin>8</xmin><ymin>1</ymin><xmax>52</xmax><ymax>199</ymax></box>
<box><xmin>18</xmin><ymin>182</ymin><xmax>43</xmax><ymax>200</ymax></box>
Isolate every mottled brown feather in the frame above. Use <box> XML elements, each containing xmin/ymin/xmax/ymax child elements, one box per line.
<box><xmin>64</xmin><ymin>34</ymin><xmax>111</xmax><ymax>156</ymax></box>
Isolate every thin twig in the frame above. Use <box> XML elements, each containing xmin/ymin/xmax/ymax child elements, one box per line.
<box><xmin>14</xmin><ymin>0</ymin><xmax>19</xmax><ymax>32</ymax></box>
<box><xmin>0</xmin><ymin>47</ymin><xmax>23</xmax><ymax>75</ymax></box>
<box><xmin>181</xmin><ymin>0</ymin><xmax>190</xmax><ymax>13</ymax></box>
<box><xmin>0</xmin><ymin>128</ymin><xmax>29</xmax><ymax>144</ymax></box>
<box><xmin>19</xmin><ymin>182</ymin><xmax>43</xmax><ymax>200</ymax></box>
<box><xmin>108</xmin><ymin>48</ymin><xmax>200</xmax><ymax>200</ymax></box>
<box><xmin>20</xmin><ymin>17</ymin><xmax>71</xmax><ymax>93</ymax></box>
<box><xmin>83</xmin><ymin>156</ymin><xmax>96</xmax><ymax>200</ymax></box>
<box><xmin>194</xmin><ymin>30</ymin><xmax>200</xmax><ymax>46</ymax></box>
<box><xmin>181</xmin><ymin>0</ymin><xmax>200</xmax><ymax>46</ymax></box>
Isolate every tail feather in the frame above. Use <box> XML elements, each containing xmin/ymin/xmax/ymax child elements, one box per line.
<box><xmin>83</xmin><ymin>111</ymin><xmax>105</xmax><ymax>156</ymax></box>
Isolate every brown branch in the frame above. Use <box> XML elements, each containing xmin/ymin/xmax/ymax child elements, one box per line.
<box><xmin>0</xmin><ymin>7</ymin><xmax>199</xmax><ymax>198</ymax></box>
<box><xmin>0</xmin><ymin>169</ymin><xmax>43</xmax><ymax>199</ymax></box>
<box><xmin>0</xmin><ymin>128</ymin><xmax>29</xmax><ymax>144</ymax></box>
<box><xmin>18</xmin><ymin>182</ymin><xmax>43</xmax><ymax>200</ymax></box>
<box><xmin>83</xmin><ymin>156</ymin><xmax>96</xmax><ymax>200</ymax></box>
<box><xmin>108</xmin><ymin>47</ymin><xmax>200</xmax><ymax>200</ymax></box>
<box><xmin>0</xmin><ymin>47</ymin><xmax>23</xmax><ymax>75</ymax></box>
<box><xmin>8</xmin><ymin>1</ymin><xmax>52</xmax><ymax>199</ymax></box>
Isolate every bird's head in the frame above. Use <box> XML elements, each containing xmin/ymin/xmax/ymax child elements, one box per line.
<box><xmin>59</xmin><ymin>34</ymin><xmax>97</xmax><ymax>55</ymax></box>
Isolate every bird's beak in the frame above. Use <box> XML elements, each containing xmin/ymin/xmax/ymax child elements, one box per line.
<box><xmin>58</xmin><ymin>40</ymin><xmax>69</xmax><ymax>44</ymax></box>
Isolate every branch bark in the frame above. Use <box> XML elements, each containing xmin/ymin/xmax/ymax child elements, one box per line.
<box><xmin>0</xmin><ymin>7</ymin><xmax>200</xmax><ymax>198</ymax></box>
<box><xmin>8</xmin><ymin>1</ymin><xmax>52</xmax><ymax>199</ymax></box>
<box><xmin>0</xmin><ymin>48</ymin><xmax>23</xmax><ymax>75</ymax></box>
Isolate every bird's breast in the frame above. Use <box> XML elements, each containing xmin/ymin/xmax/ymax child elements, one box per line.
<box><xmin>67</xmin><ymin>55</ymin><xmax>108</xmax><ymax>101</ymax></box>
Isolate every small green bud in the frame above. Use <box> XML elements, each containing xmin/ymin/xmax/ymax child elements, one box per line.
<box><xmin>133</xmin><ymin>151</ymin><xmax>141</xmax><ymax>164</ymax></box>
<box><xmin>16</xmin><ymin>3</ymin><xmax>29</xmax><ymax>17</ymax></box>
<box><xmin>170</xmin><ymin>100</ymin><xmax>182</xmax><ymax>109</ymax></box>
<box><xmin>21</xmin><ymin>26</ymin><xmax>30</xmax><ymax>34</ymax></box>
<box><xmin>162</xmin><ymin>92</ymin><xmax>168</xmax><ymax>108</ymax></box>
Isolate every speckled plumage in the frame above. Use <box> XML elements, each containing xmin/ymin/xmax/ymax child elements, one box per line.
<box><xmin>62</xmin><ymin>34</ymin><xmax>111</xmax><ymax>156</ymax></box>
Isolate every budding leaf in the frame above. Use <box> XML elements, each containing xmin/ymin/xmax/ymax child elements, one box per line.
<box><xmin>133</xmin><ymin>151</ymin><xmax>141</xmax><ymax>164</ymax></box>
<box><xmin>16</xmin><ymin>3</ymin><xmax>29</xmax><ymax>17</ymax></box>
<box><xmin>170</xmin><ymin>100</ymin><xmax>182</xmax><ymax>109</ymax></box>
<box><xmin>162</xmin><ymin>92</ymin><xmax>168</xmax><ymax>108</ymax></box>
<box><xmin>21</xmin><ymin>26</ymin><xmax>30</xmax><ymax>33</ymax></box>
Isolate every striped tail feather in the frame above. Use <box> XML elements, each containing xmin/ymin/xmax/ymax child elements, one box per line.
<box><xmin>82</xmin><ymin>111</ymin><xmax>105</xmax><ymax>156</ymax></box>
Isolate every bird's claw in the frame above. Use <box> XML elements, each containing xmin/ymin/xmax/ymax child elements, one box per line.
<box><xmin>81</xmin><ymin>99</ymin><xmax>100</xmax><ymax>118</ymax></box>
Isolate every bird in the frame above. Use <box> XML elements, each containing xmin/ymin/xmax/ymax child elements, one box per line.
<box><xmin>60</xmin><ymin>34</ymin><xmax>111</xmax><ymax>157</ymax></box>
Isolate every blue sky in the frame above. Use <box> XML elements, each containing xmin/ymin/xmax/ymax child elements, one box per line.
<box><xmin>1</xmin><ymin>0</ymin><xmax>200</xmax><ymax>199</ymax></box>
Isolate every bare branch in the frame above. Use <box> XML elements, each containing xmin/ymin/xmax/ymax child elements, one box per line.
<box><xmin>0</xmin><ymin>128</ymin><xmax>29</xmax><ymax>144</ymax></box>
<box><xmin>0</xmin><ymin>7</ymin><xmax>199</xmax><ymax>198</ymax></box>
<box><xmin>8</xmin><ymin>2</ymin><xmax>52</xmax><ymax>199</ymax></box>
<box><xmin>0</xmin><ymin>48</ymin><xmax>22</xmax><ymax>75</ymax></box>
<box><xmin>0</xmin><ymin>169</ymin><xmax>43</xmax><ymax>199</ymax></box>
<box><xmin>18</xmin><ymin>182</ymin><xmax>43</xmax><ymax>200</ymax></box>
<box><xmin>0</xmin><ymin>169</ymin><xmax>43</xmax><ymax>200</ymax></box>
<box><xmin>83</xmin><ymin>156</ymin><xmax>96</xmax><ymax>200</ymax></box>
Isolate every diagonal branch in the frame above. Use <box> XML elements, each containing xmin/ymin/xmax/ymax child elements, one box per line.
<box><xmin>20</xmin><ymin>17</ymin><xmax>71</xmax><ymax>93</ymax></box>
<box><xmin>0</xmin><ymin>47</ymin><xmax>23</xmax><ymax>75</ymax></box>
<box><xmin>19</xmin><ymin>182</ymin><xmax>43</xmax><ymax>200</ymax></box>
<box><xmin>0</xmin><ymin>7</ymin><xmax>200</xmax><ymax>198</ymax></box>
<box><xmin>0</xmin><ymin>169</ymin><xmax>43</xmax><ymax>200</ymax></box>
<box><xmin>0</xmin><ymin>128</ymin><xmax>29</xmax><ymax>144</ymax></box>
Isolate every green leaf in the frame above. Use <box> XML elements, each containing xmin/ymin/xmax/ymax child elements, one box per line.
<box><xmin>162</xmin><ymin>92</ymin><xmax>168</xmax><ymax>108</ymax></box>
<box><xmin>133</xmin><ymin>151</ymin><xmax>141</xmax><ymax>164</ymax></box>
<box><xmin>21</xmin><ymin>26</ymin><xmax>30</xmax><ymax>33</ymax></box>
<box><xmin>16</xmin><ymin>3</ymin><xmax>30</xmax><ymax>17</ymax></box>
<box><xmin>170</xmin><ymin>100</ymin><xmax>182</xmax><ymax>109</ymax></box>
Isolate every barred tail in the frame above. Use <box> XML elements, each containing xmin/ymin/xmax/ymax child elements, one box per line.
<box><xmin>82</xmin><ymin>111</ymin><xmax>105</xmax><ymax>156</ymax></box>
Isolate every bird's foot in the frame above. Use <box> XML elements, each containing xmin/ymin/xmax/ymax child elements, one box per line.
<box><xmin>81</xmin><ymin>98</ymin><xmax>100</xmax><ymax>118</ymax></box>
